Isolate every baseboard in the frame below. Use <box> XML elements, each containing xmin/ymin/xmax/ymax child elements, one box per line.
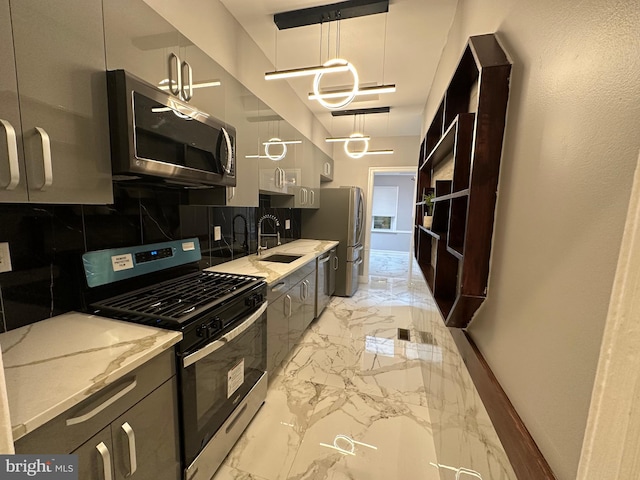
<box><xmin>448</xmin><ymin>328</ymin><xmax>557</xmax><ymax>480</ymax></box>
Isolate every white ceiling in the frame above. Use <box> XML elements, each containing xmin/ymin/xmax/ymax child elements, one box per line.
<box><xmin>218</xmin><ymin>0</ymin><xmax>458</xmax><ymax>139</ymax></box>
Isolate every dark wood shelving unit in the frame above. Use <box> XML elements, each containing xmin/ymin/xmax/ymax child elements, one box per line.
<box><xmin>414</xmin><ymin>34</ymin><xmax>511</xmax><ymax>329</ymax></box>
<box><xmin>416</xmin><ymin>35</ymin><xmax>557</xmax><ymax>480</ymax></box>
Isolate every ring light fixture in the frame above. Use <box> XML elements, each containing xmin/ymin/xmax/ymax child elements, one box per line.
<box><xmin>343</xmin><ymin>133</ymin><xmax>369</xmax><ymax>159</ymax></box>
<box><xmin>264</xmin><ymin>137</ymin><xmax>287</xmax><ymax>161</ymax></box>
<box><xmin>312</xmin><ymin>58</ymin><xmax>359</xmax><ymax>110</ymax></box>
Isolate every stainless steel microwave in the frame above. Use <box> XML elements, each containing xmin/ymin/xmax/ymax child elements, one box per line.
<box><xmin>106</xmin><ymin>70</ymin><xmax>235</xmax><ymax>187</ymax></box>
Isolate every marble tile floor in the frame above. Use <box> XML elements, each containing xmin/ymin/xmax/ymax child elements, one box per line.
<box><xmin>212</xmin><ymin>250</ymin><xmax>516</xmax><ymax>480</ymax></box>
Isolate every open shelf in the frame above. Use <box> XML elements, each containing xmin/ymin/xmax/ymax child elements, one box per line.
<box><xmin>433</xmin><ymin>189</ymin><xmax>469</xmax><ymax>202</ymax></box>
<box><xmin>413</xmin><ymin>33</ymin><xmax>511</xmax><ymax>328</ymax></box>
<box><xmin>419</xmin><ymin>225</ymin><xmax>442</xmax><ymax>239</ymax></box>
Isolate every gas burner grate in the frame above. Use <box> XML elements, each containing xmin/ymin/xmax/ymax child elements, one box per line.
<box><xmin>92</xmin><ymin>271</ymin><xmax>261</xmax><ymax>324</ymax></box>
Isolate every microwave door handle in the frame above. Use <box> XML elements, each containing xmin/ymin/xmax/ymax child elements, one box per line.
<box><xmin>183</xmin><ymin>301</ymin><xmax>267</xmax><ymax>368</ymax></box>
<box><xmin>221</xmin><ymin>127</ymin><xmax>233</xmax><ymax>174</ymax></box>
<box><xmin>169</xmin><ymin>53</ymin><xmax>181</xmax><ymax>96</ymax></box>
<box><xmin>181</xmin><ymin>61</ymin><xmax>193</xmax><ymax>101</ymax></box>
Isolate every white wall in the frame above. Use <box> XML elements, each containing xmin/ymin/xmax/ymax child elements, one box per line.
<box><xmin>422</xmin><ymin>1</ymin><xmax>640</xmax><ymax>478</ymax></box>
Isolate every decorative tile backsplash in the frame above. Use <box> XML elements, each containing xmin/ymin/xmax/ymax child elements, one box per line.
<box><xmin>0</xmin><ymin>188</ymin><xmax>300</xmax><ymax>332</ymax></box>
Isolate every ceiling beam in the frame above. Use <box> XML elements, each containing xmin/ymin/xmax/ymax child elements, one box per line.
<box><xmin>274</xmin><ymin>0</ymin><xmax>389</xmax><ymax>30</ymax></box>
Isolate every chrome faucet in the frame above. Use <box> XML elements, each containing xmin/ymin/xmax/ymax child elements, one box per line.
<box><xmin>257</xmin><ymin>214</ymin><xmax>281</xmax><ymax>255</ymax></box>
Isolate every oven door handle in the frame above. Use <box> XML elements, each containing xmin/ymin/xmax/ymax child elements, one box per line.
<box><xmin>183</xmin><ymin>301</ymin><xmax>268</xmax><ymax>368</ymax></box>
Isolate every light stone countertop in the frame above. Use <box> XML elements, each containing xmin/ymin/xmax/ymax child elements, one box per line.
<box><xmin>0</xmin><ymin>312</ymin><xmax>182</xmax><ymax>442</ymax></box>
<box><xmin>206</xmin><ymin>239</ymin><xmax>339</xmax><ymax>284</ymax></box>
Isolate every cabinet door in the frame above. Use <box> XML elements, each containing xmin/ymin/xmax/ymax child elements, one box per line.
<box><xmin>287</xmin><ymin>284</ymin><xmax>306</xmax><ymax>348</ymax></box>
<box><xmin>225</xmin><ymin>78</ymin><xmax>259</xmax><ymax>207</ymax></box>
<box><xmin>111</xmin><ymin>378</ymin><xmax>181</xmax><ymax>480</ymax></box>
<box><xmin>267</xmin><ymin>298</ymin><xmax>289</xmax><ymax>373</ymax></box>
<box><xmin>320</xmin><ymin>156</ymin><xmax>334</xmax><ymax>183</ymax></box>
<box><xmin>11</xmin><ymin>0</ymin><xmax>113</xmax><ymax>204</ymax></box>
<box><xmin>104</xmin><ymin>0</ymin><xmax>181</xmax><ymax>94</ymax></box>
<box><xmin>0</xmin><ymin>0</ymin><xmax>27</xmax><ymax>202</ymax></box>
<box><xmin>302</xmin><ymin>272</ymin><xmax>316</xmax><ymax>329</ymax></box>
<box><xmin>180</xmin><ymin>42</ymin><xmax>226</xmax><ymax>116</ymax></box>
<box><xmin>73</xmin><ymin>426</ymin><xmax>115</xmax><ymax>480</ymax></box>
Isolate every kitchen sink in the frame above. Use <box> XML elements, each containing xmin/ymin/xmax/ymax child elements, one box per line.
<box><xmin>258</xmin><ymin>253</ymin><xmax>303</xmax><ymax>264</ymax></box>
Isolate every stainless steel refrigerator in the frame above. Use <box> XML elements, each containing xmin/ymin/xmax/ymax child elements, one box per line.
<box><xmin>301</xmin><ymin>186</ymin><xmax>364</xmax><ymax>297</ymax></box>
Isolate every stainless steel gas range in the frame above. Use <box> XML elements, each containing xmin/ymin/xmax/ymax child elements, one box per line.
<box><xmin>82</xmin><ymin>238</ymin><xmax>267</xmax><ymax>480</ymax></box>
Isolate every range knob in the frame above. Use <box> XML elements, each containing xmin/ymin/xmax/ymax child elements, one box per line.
<box><xmin>245</xmin><ymin>293</ymin><xmax>264</xmax><ymax>308</ymax></box>
<box><xmin>196</xmin><ymin>324</ymin><xmax>208</xmax><ymax>338</ymax></box>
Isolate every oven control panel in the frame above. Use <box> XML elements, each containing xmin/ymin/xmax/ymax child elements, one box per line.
<box><xmin>135</xmin><ymin>247</ymin><xmax>173</xmax><ymax>264</ymax></box>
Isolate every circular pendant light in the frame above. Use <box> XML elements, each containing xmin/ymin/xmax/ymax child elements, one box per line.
<box><xmin>344</xmin><ymin>133</ymin><xmax>369</xmax><ymax>158</ymax></box>
<box><xmin>313</xmin><ymin>58</ymin><xmax>359</xmax><ymax>110</ymax></box>
<box><xmin>264</xmin><ymin>137</ymin><xmax>287</xmax><ymax>161</ymax></box>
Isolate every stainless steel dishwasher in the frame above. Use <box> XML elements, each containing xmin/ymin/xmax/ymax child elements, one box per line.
<box><xmin>316</xmin><ymin>248</ymin><xmax>337</xmax><ymax>317</ymax></box>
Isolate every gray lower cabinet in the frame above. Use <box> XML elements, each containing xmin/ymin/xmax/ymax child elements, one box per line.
<box><xmin>15</xmin><ymin>350</ymin><xmax>180</xmax><ymax>480</ymax></box>
<box><xmin>74</xmin><ymin>427</ymin><xmax>113</xmax><ymax>480</ymax></box>
<box><xmin>266</xmin><ymin>280</ymin><xmax>290</xmax><ymax>373</ymax></box>
<box><xmin>6</xmin><ymin>0</ymin><xmax>113</xmax><ymax>204</ymax></box>
<box><xmin>266</xmin><ymin>261</ymin><xmax>317</xmax><ymax>374</ymax></box>
<box><xmin>72</xmin><ymin>380</ymin><xmax>180</xmax><ymax>480</ymax></box>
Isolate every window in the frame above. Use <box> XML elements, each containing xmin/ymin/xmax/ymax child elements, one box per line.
<box><xmin>372</xmin><ymin>186</ymin><xmax>398</xmax><ymax>231</ymax></box>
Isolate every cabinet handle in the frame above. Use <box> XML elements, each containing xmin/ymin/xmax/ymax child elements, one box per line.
<box><xmin>121</xmin><ymin>422</ymin><xmax>138</xmax><ymax>477</ymax></box>
<box><xmin>333</xmin><ymin>256</ymin><xmax>339</xmax><ymax>270</ymax></box>
<box><xmin>300</xmin><ymin>282</ymin><xmax>305</xmax><ymax>300</ymax></box>
<box><xmin>271</xmin><ymin>281</ymin><xmax>287</xmax><ymax>292</ymax></box>
<box><xmin>35</xmin><ymin>127</ymin><xmax>53</xmax><ymax>191</ymax></box>
<box><xmin>274</xmin><ymin>167</ymin><xmax>281</xmax><ymax>188</ymax></box>
<box><xmin>65</xmin><ymin>379</ymin><xmax>137</xmax><ymax>426</ymax></box>
<box><xmin>227</xmin><ymin>186</ymin><xmax>235</xmax><ymax>201</ymax></box>
<box><xmin>280</xmin><ymin>168</ymin><xmax>286</xmax><ymax>188</ymax></box>
<box><xmin>285</xmin><ymin>294</ymin><xmax>292</xmax><ymax>317</ymax></box>
<box><xmin>318</xmin><ymin>255</ymin><xmax>330</xmax><ymax>265</ymax></box>
<box><xmin>96</xmin><ymin>442</ymin><xmax>113</xmax><ymax>480</ymax></box>
<box><xmin>169</xmin><ymin>53</ymin><xmax>182</xmax><ymax>96</ymax></box>
<box><xmin>302</xmin><ymin>188</ymin><xmax>308</xmax><ymax>205</ymax></box>
<box><xmin>181</xmin><ymin>60</ymin><xmax>193</xmax><ymax>101</ymax></box>
<box><xmin>310</xmin><ymin>189</ymin><xmax>315</xmax><ymax>206</ymax></box>
<box><xmin>0</xmin><ymin>119</ymin><xmax>19</xmax><ymax>190</ymax></box>
<box><xmin>324</xmin><ymin>162</ymin><xmax>331</xmax><ymax>176</ymax></box>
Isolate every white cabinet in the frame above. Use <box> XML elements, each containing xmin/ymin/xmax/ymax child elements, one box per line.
<box><xmin>1</xmin><ymin>0</ymin><xmax>113</xmax><ymax>204</ymax></box>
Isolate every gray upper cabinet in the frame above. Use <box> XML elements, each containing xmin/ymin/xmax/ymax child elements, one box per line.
<box><xmin>319</xmin><ymin>151</ymin><xmax>334</xmax><ymax>183</ymax></box>
<box><xmin>104</xmin><ymin>0</ymin><xmax>182</xmax><ymax>96</ymax></box>
<box><xmin>3</xmin><ymin>0</ymin><xmax>113</xmax><ymax>204</ymax></box>
<box><xmin>0</xmin><ymin>0</ymin><xmax>26</xmax><ymax>202</ymax></box>
<box><xmin>225</xmin><ymin>79</ymin><xmax>259</xmax><ymax>207</ymax></box>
